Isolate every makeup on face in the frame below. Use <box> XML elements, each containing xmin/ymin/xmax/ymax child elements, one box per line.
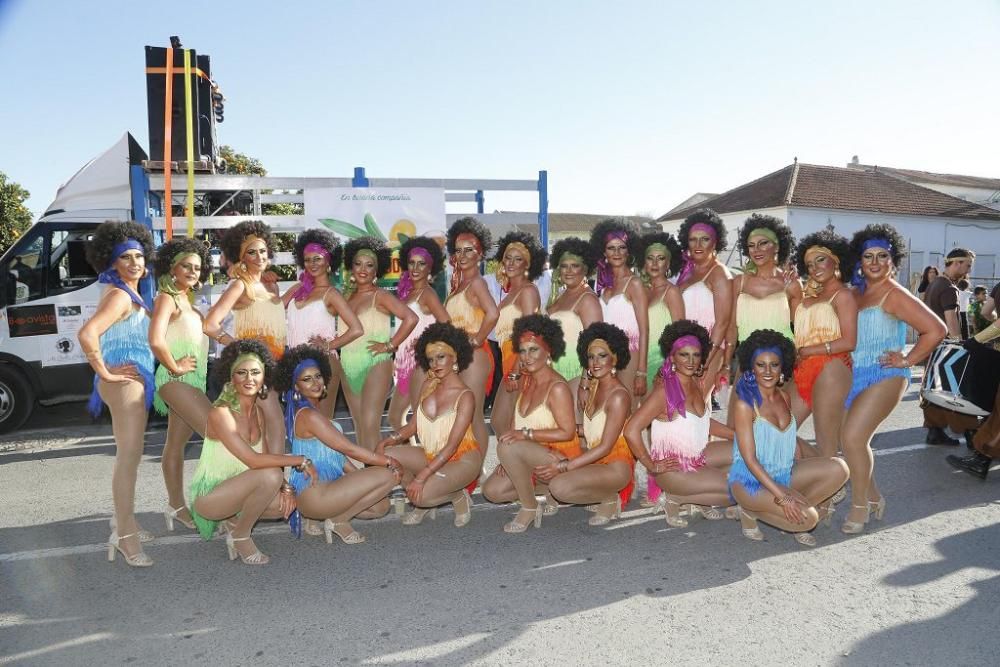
<box><xmin>671</xmin><ymin>344</ymin><xmax>702</xmax><ymax>376</ymax></box>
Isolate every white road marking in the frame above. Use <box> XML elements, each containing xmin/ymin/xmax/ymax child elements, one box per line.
<box><xmin>874</xmin><ymin>443</ymin><xmax>932</xmax><ymax>456</ymax></box>
<box><xmin>0</xmin><ymin>632</ymin><xmax>114</xmax><ymax>664</ymax></box>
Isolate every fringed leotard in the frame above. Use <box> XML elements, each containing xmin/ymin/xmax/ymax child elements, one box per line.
<box><xmin>646</xmin><ymin>291</ymin><xmax>674</xmax><ymax>377</ymax></box>
<box><xmin>514</xmin><ymin>382</ymin><xmax>582</xmax><ymax>459</ymax></box>
<box><xmin>339</xmin><ymin>291</ymin><xmax>391</xmax><ymax>395</ymax></box>
<box><xmin>153</xmin><ymin>301</ymin><xmax>208</xmax><ymax>416</ymax></box>
<box><xmin>600</xmin><ymin>276</ymin><xmax>640</xmax><ymax>353</ymax></box>
<box><xmin>793</xmin><ymin>291</ymin><xmax>851</xmax><ymax>409</ymax></box>
<box><xmin>735</xmin><ymin>287</ymin><xmax>794</xmax><ymax>342</ymax></box>
<box><xmin>88</xmin><ymin>303</ymin><xmax>155</xmax><ymax>418</ymax></box>
<box><xmin>445</xmin><ymin>284</ymin><xmax>495</xmax><ymax>391</ymax></box>
<box><xmin>233</xmin><ymin>289</ymin><xmax>286</xmax><ymax>360</ymax></box>
<box><xmin>549</xmin><ymin>291</ymin><xmax>591</xmax><ymax>382</ymax></box>
<box><xmin>646</xmin><ymin>404</ymin><xmax>711</xmax><ymax>503</ymax></box>
<box><xmin>286</xmin><ymin>290</ymin><xmax>337</xmax><ymax>348</ymax></box>
<box><xmin>845</xmin><ymin>292</ymin><xmax>910</xmax><ymax>408</ymax></box>
<box><xmin>495</xmin><ymin>290</ymin><xmax>525</xmax><ymax>378</ymax></box>
<box><xmin>728</xmin><ymin>411</ymin><xmax>797</xmax><ymax>497</ymax></box>
<box><xmin>288</xmin><ymin>408</ymin><xmax>346</xmax><ymax>495</ymax></box>
<box><xmin>394</xmin><ymin>292</ymin><xmax>437</xmax><ymax>397</ymax></box>
<box><xmin>681</xmin><ymin>268</ymin><xmax>718</xmax><ymax>335</ymax></box>
<box><xmin>582</xmin><ymin>392</ymin><xmax>635</xmax><ymax>504</ymax></box>
<box><xmin>416</xmin><ymin>389</ymin><xmax>479</xmax><ymax>462</ymax></box>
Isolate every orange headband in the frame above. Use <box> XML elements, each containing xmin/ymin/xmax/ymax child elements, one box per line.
<box><xmin>239</xmin><ymin>235</ymin><xmax>265</xmax><ymax>259</ymax></box>
<box><xmin>518</xmin><ymin>331</ymin><xmax>550</xmax><ymax>354</ymax></box>
<box><xmin>804</xmin><ymin>245</ymin><xmax>838</xmax><ymax>267</ymax></box>
<box><xmin>425</xmin><ymin>341</ymin><xmax>457</xmax><ymax>359</ymax></box>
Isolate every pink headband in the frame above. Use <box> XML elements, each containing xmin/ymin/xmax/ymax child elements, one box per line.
<box><xmin>660</xmin><ymin>335</ymin><xmax>703</xmax><ymax>419</ymax></box>
<box><xmin>292</xmin><ymin>243</ymin><xmax>332</xmax><ymax>303</ymax></box>
<box><xmin>677</xmin><ymin>224</ymin><xmax>719</xmax><ymax>284</ymax></box>
<box><xmin>689</xmin><ymin>223</ymin><xmax>718</xmax><ymax>241</ymax></box>
<box><xmin>596</xmin><ymin>230</ymin><xmax>630</xmax><ymax>293</ymax></box>
<box><xmin>398</xmin><ymin>246</ymin><xmax>434</xmax><ymax>301</ymax></box>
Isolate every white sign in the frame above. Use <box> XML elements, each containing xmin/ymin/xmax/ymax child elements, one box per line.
<box><xmin>42</xmin><ymin>304</ymin><xmax>97</xmax><ymax>366</ymax></box>
<box><xmin>303</xmin><ymin>187</ymin><xmax>447</xmax><ymax>250</ymax></box>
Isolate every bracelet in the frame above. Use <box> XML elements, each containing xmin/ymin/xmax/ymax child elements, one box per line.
<box><xmin>385</xmin><ymin>340</ymin><xmax>396</xmax><ymax>353</ymax></box>
<box><xmin>774</xmin><ymin>494</ymin><xmax>792</xmax><ymax>506</ymax></box>
<box><xmin>824</xmin><ymin>342</ymin><xmax>832</xmax><ymax>355</ymax></box>
<box><xmin>280</xmin><ymin>482</ymin><xmax>294</xmax><ymax>494</ymax></box>
<box><xmin>901</xmin><ymin>356</ymin><xmax>912</xmax><ymax>368</ymax></box>
<box><xmin>637</xmin><ymin>369</ymin><xmax>647</xmax><ymax>376</ymax></box>
<box><xmin>557</xmin><ymin>459</ymin><xmax>569</xmax><ymax>473</ymax></box>
<box><xmin>388</xmin><ymin>430</ymin><xmax>403</xmax><ymax>444</ymax></box>
<box><xmin>294</xmin><ymin>457</ymin><xmax>312</xmax><ymax>472</ymax></box>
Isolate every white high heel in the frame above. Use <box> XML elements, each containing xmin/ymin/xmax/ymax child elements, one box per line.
<box><xmin>225</xmin><ymin>532</ymin><xmax>269</xmax><ymax>565</ymax></box>
<box><xmin>402</xmin><ymin>507</ymin><xmax>437</xmax><ymax>526</ymax></box>
<box><xmin>588</xmin><ymin>497</ymin><xmax>622</xmax><ymax>526</ymax></box>
<box><xmin>163</xmin><ymin>505</ymin><xmax>196</xmax><ymax>531</ymax></box>
<box><xmin>107</xmin><ymin>532</ymin><xmax>153</xmax><ymax>567</ymax></box>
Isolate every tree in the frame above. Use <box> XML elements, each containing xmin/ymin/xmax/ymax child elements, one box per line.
<box><xmin>0</xmin><ymin>171</ymin><xmax>33</xmax><ymax>256</ymax></box>
<box><xmin>218</xmin><ymin>145</ymin><xmax>266</xmax><ymax>176</ymax></box>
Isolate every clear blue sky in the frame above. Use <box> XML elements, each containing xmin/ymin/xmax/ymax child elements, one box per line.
<box><xmin>2</xmin><ymin>0</ymin><xmax>998</xmax><ymax>220</ymax></box>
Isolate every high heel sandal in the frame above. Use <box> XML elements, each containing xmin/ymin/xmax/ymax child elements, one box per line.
<box><xmin>323</xmin><ymin>519</ymin><xmax>366</xmax><ymax>545</ymax></box>
<box><xmin>542</xmin><ymin>494</ymin><xmax>560</xmax><ymax>517</ymax></box>
<box><xmin>724</xmin><ymin>505</ymin><xmax>741</xmax><ymax>520</ymax></box>
<box><xmin>818</xmin><ymin>500</ymin><xmax>836</xmax><ymax>527</ymax></box>
<box><xmin>402</xmin><ymin>507</ymin><xmax>437</xmax><ymax>526</ymax></box>
<box><xmin>588</xmin><ymin>497</ymin><xmax>622</xmax><ymax>526</ymax></box>
<box><xmin>739</xmin><ymin>508</ymin><xmax>764</xmax><ymax>541</ymax></box>
<box><xmin>690</xmin><ymin>505</ymin><xmax>724</xmax><ymax>521</ymax></box>
<box><xmin>303</xmin><ymin>518</ymin><xmax>324</xmax><ymax>537</ymax></box>
<box><xmin>793</xmin><ymin>532</ymin><xmax>817</xmax><ymax>547</ymax></box>
<box><xmin>453</xmin><ymin>490</ymin><xmax>472</xmax><ymax>528</ymax></box>
<box><xmin>110</xmin><ymin>516</ymin><xmax>154</xmax><ymax>543</ymax></box>
<box><xmin>225</xmin><ymin>532</ymin><xmax>269</xmax><ymax>565</ymax></box>
<box><xmin>868</xmin><ymin>496</ymin><xmax>886</xmax><ymax>521</ymax></box>
<box><xmin>504</xmin><ymin>505</ymin><xmax>543</xmax><ymax>533</ymax></box>
<box><xmin>840</xmin><ymin>504</ymin><xmax>870</xmax><ymax>534</ymax></box>
<box><xmin>830</xmin><ymin>485</ymin><xmax>847</xmax><ymax>505</ymax></box>
<box><xmin>664</xmin><ymin>496</ymin><xmax>688</xmax><ymax>528</ymax></box>
<box><xmin>163</xmin><ymin>505</ymin><xmax>196</xmax><ymax>532</ymax></box>
<box><xmin>107</xmin><ymin>532</ymin><xmax>153</xmax><ymax>567</ymax></box>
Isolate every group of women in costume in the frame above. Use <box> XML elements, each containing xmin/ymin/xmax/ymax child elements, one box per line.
<box><xmin>80</xmin><ymin>207</ymin><xmax>942</xmax><ymax>566</ymax></box>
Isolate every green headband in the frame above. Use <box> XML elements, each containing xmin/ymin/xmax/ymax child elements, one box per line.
<box><xmin>549</xmin><ymin>252</ymin><xmax>588</xmax><ymax>307</ymax></box>
<box><xmin>157</xmin><ymin>251</ymin><xmax>202</xmax><ymax>300</ymax></box>
<box><xmin>645</xmin><ymin>242</ymin><xmax>670</xmax><ymax>259</ymax></box>
<box><xmin>355</xmin><ymin>248</ymin><xmax>379</xmax><ymax>263</ymax></box>
<box><xmin>213</xmin><ymin>352</ymin><xmax>266</xmax><ymax>412</ymax></box>
<box><xmin>743</xmin><ymin>228</ymin><xmax>780</xmax><ymax>274</ymax></box>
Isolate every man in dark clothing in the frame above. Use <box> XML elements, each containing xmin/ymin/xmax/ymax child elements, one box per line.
<box><xmin>922</xmin><ymin>248</ymin><xmax>978</xmax><ymax>446</ymax></box>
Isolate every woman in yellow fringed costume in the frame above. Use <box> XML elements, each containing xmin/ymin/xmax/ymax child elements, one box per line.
<box><xmin>149</xmin><ymin>238</ymin><xmax>212</xmax><ymax>533</ymax></box>
<box><xmin>489</xmin><ymin>231</ymin><xmax>546</xmax><ymax>436</ymax></box>
<box><xmin>377</xmin><ymin>323</ymin><xmax>482</xmax><ymax>528</ymax></box>
<box><xmin>204</xmin><ymin>221</ymin><xmax>287</xmax><ymax>454</ymax></box>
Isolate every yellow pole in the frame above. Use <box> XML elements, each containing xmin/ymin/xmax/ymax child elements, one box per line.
<box><xmin>183</xmin><ymin>49</ymin><xmax>196</xmax><ymax>237</ymax></box>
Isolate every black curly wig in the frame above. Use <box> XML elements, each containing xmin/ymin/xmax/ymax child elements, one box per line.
<box><xmin>589</xmin><ymin>218</ymin><xmax>642</xmax><ymax>267</ymax></box>
<box><xmin>399</xmin><ymin>236</ymin><xmax>446</xmax><ymax>277</ymax></box>
<box><xmin>550</xmin><ymin>236</ymin><xmax>598</xmax><ymax>276</ymax></box>
<box><xmin>678</xmin><ymin>208</ymin><xmax>728</xmax><ymax>253</ymax></box>
<box><xmin>293</xmin><ymin>228</ymin><xmax>343</xmax><ymax>271</ymax></box>
<box><xmin>512</xmin><ymin>313</ymin><xmax>566</xmax><ymax>361</ymax></box>
<box><xmin>850</xmin><ymin>223</ymin><xmax>907</xmax><ymax>269</ymax></box>
<box><xmin>658</xmin><ymin>319</ymin><xmax>711</xmax><ymax>364</ymax></box>
<box><xmin>415</xmin><ymin>322</ymin><xmax>474</xmax><ymax>372</ymax></box>
<box><xmin>213</xmin><ymin>338</ymin><xmax>275</xmax><ymax>388</ymax></box>
<box><xmin>85</xmin><ymin>220</ymin><xmax>154</xmax><ymax>274</ymax></box>
<box><xmin>344</xmin><ymin>235</ymin><xmax>392</xmax><ymax>278</ymax></box>
<box><xmin>220</xmin><ymin>220</ymin><xmax>275</xmax><ymax>265</ymax></box>
<box><xmin>736</xmin><ymin>329</ymin><xmax>796</xmax><ymax>381</ymax></box>
<box><xmin>576</xmin><ymin>322</ymin><xmax>631</xmax><ymax>370</ymax></box>
<box><xmin>636</xmin><ymin>231</ymin><xmax>683</xmax><ymax>278</ymax></box>
<box><xmin>446</xmin><ymin>217</ymin><xmax>492</xmax><ymax>256</ymax></box>
<box><xmin>495</xmin><ymin>231</ymin><xmax>548</xmax><ymax>281</ymax></box>
<box><xmin>153</xmin><ymin>237</ymin><xmax>211</xmax><ymax>284</ymax></box>
<box><xmin>737</xmin><ymin>214</ymin><xmax>794</xmax><ymax>265</ymax></box>
<box><xmin>794</xmin><ymin>229</ymin><xmax>853</xmax><ymax>281</ymax></box>
<box><xmin>273</xmin><ymin>344</ymin><xmax>333</xmax><ymax>393</ymax></box>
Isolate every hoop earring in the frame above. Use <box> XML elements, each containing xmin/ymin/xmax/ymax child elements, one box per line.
<box><xmin>452</xmin><ymin>363</ymin><xmax>459</xmax><ymax>372</ymax></box>
<box><xmin>695</xmin><ymin>364</ymin><xmax>705</xmax><ymax>377</ymax></box>
<box><xmin>834</xmin><ymin>268</ymin><xmax>841</xmax><ymax>280</ymax></box>
<box><xmin>524</xmin><ymin>270</ymin><xmax>529</xmax><ymax>278</ymax></box>
<box><xmin>546</xmin><ymin>358</ymin><xmax>552</xmax><ymax>367</ymax></box>
<box><xmin>670</xmin><ymin>362</ymin><xmax>676</xmax><ymax>373</ymax></box>
<box><xmin>240</xmin><ymin>262</ymin><xmax>248</xmax><ymax>273</ymax></box>
<box><xmin>292</xmin><ymin>390</ymin><xmax>301</xmax><ymax>402</ymax></box>
<box><xmin>586</xmin><ymin>369</ymin><xmax>594</xmax><ymax>379</ymax></box>
<box><xmin>320</xmin><ymin>386</ymin><xmax>328</xmax><ymax>400</ymax></box>
<box><xmin>611</xmin><ymin>367</ymin><xmax>617</xmax><ymax>376</ymax></box>
<box><xmin>778</xmin><ymin>373</ymin><xmax>785</xmax><ymax>386</ymax></box>
<box><xmin>259</xmin><ymin>384</ymin><xmax>270</xmax><ymax>399</ymax></box>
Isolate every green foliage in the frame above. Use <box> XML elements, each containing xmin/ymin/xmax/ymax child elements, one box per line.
<box><xmin>218</xmin><ymin>145</ymin><xmax>266</xmax><ymax>176</ymax></box>
<box><xmin>0</xmin><ymin>171</ymin><xmax>33</xmax><ymax>256</ymax></box>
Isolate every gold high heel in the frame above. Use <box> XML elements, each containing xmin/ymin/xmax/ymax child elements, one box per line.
<box><xmin>542</xmin><ymin>493</ymin><xmax>560</xmax><ymax>516</ymax></box>
<box><xmin>868</xmin><ymin>496</ymin><xmax>887</xmax><ymax>521</ymax></box>
<box><xmin>504</xmin><ymin>505</ymin><xmax>543</xmax><ymax>533</ymax></box>
<box><xmin>402</xmin><ymin>507</ymin><xmax>437</xmax><ymax>526</ymax></box>
<box><xmin>109</xmin><ymin>516</ymin><xmax>154</xmax><ymax>543</ymax></box>
<box><xmin>163</xmin><ymin>505</ymin><xmax>196</xmax><ymax>531</ymax></box>
<box><xmin>323</xmin><ymin>520</ymin><xmax>366</xmax><ymax>544</ymax></box>
<box><xmin>588</xmin><ymin>497</ymin><xmax>622</xmax><ymax>526</ymax></box>
<box><xmin>739</xmin><ymin>508</ymin><xmax>764</xmax><ymax>541</ymax></box>
<box><xmin>794</xmin><ymin>531</ymin><xmax>817</xmax><ymax>547</ymax></box>
<box><xmin>840</xmin><ymin>504</ymin><xmax>870</xmax><ymax>534</ymax></box>
<box><xmin>453</xmin><ymin>490</ymin><xmax>472</xmax><ymax>528</ymax></box>
<box><xmin>690</xmin><ymin>505</ymin><xmax>725</xmax><ymax>520</ymax></box>
<box><xmin>225</xmin><ymin>532</ymin><xmax>269</xmax><ymax>565</ymax></box>
<box><xmin>107</xmin><ymin>532</ymin><xmax>153</xmax><ymax>567</ymax></box>
<box><xmin>664</xmin><ymin>496</ymin><xmax>688</xmax><ymax>527</ymax></box>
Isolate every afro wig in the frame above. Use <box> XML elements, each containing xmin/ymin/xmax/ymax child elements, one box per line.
<box><xmin>678</xmin><ymin>208</ymin><xmax>728</xmax><ymax>253</ymax></box>
<box><xmin>550</xmin><ymin>236</ymin><xmax>598</xmax><ymax>276</ymax></box>
<box><xmin>415</xmin><ymin>322</ymin><xmax>474</xmax><ymax>372</ymax></box>
<box><xmin>793</xmin><ymin>229</ymin><xmax>852</xmax><ymax>281</ymax></box>
<box><xmin>220</xmin><ymin>220</ymin><xmax>275</xmax><ymax>265</ymax></box>
<box><xmin>153</xmin><ymin>237</ymin><xmax>211</xmax><ymax>284</ymax></box>
<box><xmin>576</xmin><ymin>322</ymin><xmax>631</xmax><ymax>370</ymax></box>
<box><xmin>512</xmin><ymin>313</ymin><xmax>566</xmax><ymax>361</ymax></box>
<box><xmin>736</xmin><ymin>329</ymin><xmax>796</xmax><ymax>381</ymax></box>
<box><xmin>293</xmin><ymin>228</ymin><xmax>343</xmax><ymax>271</ymax></box>
<box><xmin>658</xmin><ymin>319</ymin><xmax>711</xmax><ymax>364</ymax></box>
<box><xmin>495</xmin><ymin>230</ymin><xmax>548</xmax><ymax>281</ymax></box>
<box><xmin>399</xmin><ymin>235</ymin><xmax>446</xmax><ymax>277</ymax></box>
<box><xmin>273</xmin><ymin>344</ymin><xmax>333</xmax><ymax>393</ymax></box>
<box><xmin>589</xmin><ymin>217</ymin><xmax>642</xmax><ymax>266</ymax></box>
<box><xmin>85</xmin><ymin>220</ymin><xmax>154</xmax><ymax>274</ymax></box>
<box><xmin>850</xmin><ymin>223</ymin><xmax>906</xmax><ymax>269</ymax></box>
<box><xmin>636</xmin><ymin>231</ymin><xmax>683</xmax><ymax>279</ymax></box>
<box><xmin>446</xmin><ymin>217</ymin><xmax>492</xmax><ymax>256</ymax></box>
<box><xmin>737</xmin><ymin>213</ymin><xmax>794</xmax><ymax>265</ymax></box>
<box><xmin>344</xmin><ymin>235</ymin><xmax>392</xmax><ymax>278</ymax></box>
<box><xmin>213</xmin><ymin>338</ymin><xmax>275</xmax><ymax>388</ymax></box>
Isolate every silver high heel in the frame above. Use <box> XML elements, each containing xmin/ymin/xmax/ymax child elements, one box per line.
<box><xmin>588</xmin><ymin>497</ymin><xmax>622</xmax><ymax>526</ymax></box>
<box><xmin>690</xmin><ymin>505</ymin><xmax>724</xmax><ymax>521</ymax></box>
<box><xmin>163</xmin><ymin>505</ymin><xmax>196</xmax><ymax>531</ymax></box>
<box><xmin>453</xmin><ymin>490</ymin><xmax>472</xmax><ymax>528</ymax></box>
<box><xmin>840</xmin><ymin>504</ymin><xmax>870</xmax><ymax>534</ymax></box>
<box><xmin>225</xmin><ymin>532</ymin><xmax>269</xmax><ymax>565</ymax></box>
<box><xmin>402</xmin><ymin>507</ymin><xmax>437</xmax><ymax>526</ymax></box>
<box><xmin>739</xmin><ymin>508</ymin><xmax>764</xmax><ymax>541</ymax></box>
<box><xmin>107</xmin><ymin>532</ymin><xmax>153</xmax><ymax>567</ymax></box>
<box><xmin>664</xmin><ymin>496</ymin><xmax>688</xmax><ymax>527</ymax></box>
<box><xmin>868</xmin><ymin>496</ymin><xmax>887</xmax><ymax>521</ymax></box>
<box><xmin>323</xmin><ymin>520</ymin><xmax>366</xmax><ymax>544</ymax></box>
<box><xmin>504</xmin><ymin>505</ymin><xmax>543</xmax><ymax>533</ymax></box>
<box><xmin>110</xmin><ymin>516</ymin><xmax>154</xmax><ymax>542</ymax></box>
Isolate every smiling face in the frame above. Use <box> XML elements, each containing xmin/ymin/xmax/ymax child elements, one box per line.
<box><xmin>517</xmin><ymin>335</ymin><xmax>550</xmax><ymax>374</ymax></box>
<box><xmin>295</xmin><ymin>364</ymin><xmax>326</xmax><ymax>400</ymax></box>
<box><xmin>604</xmin><ymin>237</ymin><xmax>629</xmax><ymax>268</ymax></box>
<box><xmin>171</xmin><ymin>254</ymin><xmax>202</xmax><ymax>290</ymax></box>
<box><xmin>670</xmin><ymin>343</ymin><xmax>702</xmax><ymax>378</ymax></box>
<box><xmin>453</xmin><ymin>233</ymin><xmax>481</xmax><ymax>272</ymax></box>
<box><xmin>746</xmin><ymin>234</ymin><xmax>777</xmax><ymax>267</ymax></box>
<box><xmin>303</xmin><ymin>250</ymin><xmax>329</xmax><ymax>278</ymax></box>
<box><xmin>644</xmin><ymin>247</ymin><xmax>669</xmax><ymax>280</ymax></box>
<box><xmin>860</xmin><ymin>246</ymin><xmax>893</xmax><ymax>282</ymax></box>
<box><xmin>407</xmin><ymin>252</ymin><xmax>430</xmax><ymax>285</ymax></box>
<box><xmin>351</xmin><ymin>252</ymin><xmax>377</xmax><ymax>287</ymax></box>
<box><xmin>425</xmin><ymin>342</ymin><xmax>457</xmax><ymax>379</ymax></box>
<box><xmin>114</xmin><ymin>249</ymin><xmax>145</xmax><ymax>283</ymax></box>
<box><xmin>804</xmin><ymin>249</ymin><xmax>837</xmax><ymax>285</ymax></box>
<box><xmin>752</xmin><ymin>350</ymin><xmax>782</xmax><ymax>389</ymax></box>
<box><xmin>687</xmin><ymin>230</ymin><xmax>716</xmax><ymax>260</ymax></box>
<box><xmin>242</xmin><ymin>239</ymin><xmax>269</xmax><ymax>272</ymax></box>
<box><xmin>503</xmin><ymin>245</ymin><xmax>528</xmax><ymax>279</ymax></box>
<box><xmin>231</xmin><ymin>357</ymin><xmax>265</xmax><ymax>397</ymax></box>
<box><xmin>586</xmin><ymin>341</ymin><xmax>616</xmax><ymax>380</ymax></box>
<box><xmin>558</xmin><ymin>255</ymin><xmax>586</xmax><ymax>289</ymax></box>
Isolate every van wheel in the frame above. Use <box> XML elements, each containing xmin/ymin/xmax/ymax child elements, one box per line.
<box><xmin>0</xmin><ymin>365</ymin><xmax>34</xmax><ymax>434</ymax></box>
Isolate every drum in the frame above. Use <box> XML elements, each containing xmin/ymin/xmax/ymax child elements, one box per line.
<box><xmin>920</xmin><ymin>341</ymin><xmax>995</xmax><ymax>417</ymax></box>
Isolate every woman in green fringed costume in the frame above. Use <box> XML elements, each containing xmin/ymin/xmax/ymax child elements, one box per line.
<box><xmin>637</xmin><ymin>232</ymin><xmax>685</xmax><ymax>378</ymax></box>
<box><xmin>189</xmin><ymin>340</ymin><xmax>317</xmax><ymax>565</ymax></box>
<box><xmin>338</xmin><ymin>236</ymin><xmax>417</xmax><ymax>451</ymax></box>
<box><xmin>149</xmin><ymin>238</ymin><xmax>212</xmax><ymax>534</ymax></box>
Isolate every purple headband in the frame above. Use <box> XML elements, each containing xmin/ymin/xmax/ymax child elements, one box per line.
<box><xmin>596</xmin><ymin>230</ymin><xmax>630</xmax><ymax>293</ymax></box>
<box><xmin>676</xmin><ymin>223</ymin><xmax>719</xmax><ymax>284</ymax></box>
<box><xmin>292</xmin><ymin>243</ymin><xmax>332</xmax><ymax>303</ymax></box>
<box><xmin>850</xmin><ymin>238</ymin><xmax>893</xmax><ymax>294</ymax></box>
<box><xmin>660</xmin><ymin>334</ymin><xmax>703</xmax><ymax>419</ymax></box>
<box><xmin>397</xmin><ymin>246</ymin><xmax>433</xmax><ymax>301</ymax></box>
<box><xmin>734</xmin><ymin>345</ymin><xmax>782</xmax><ymax>409</ymax></box>
<box><xmin>98</xmin><ymin>239</ymin><xmax>147</xmax><ymax>310</ymax></box>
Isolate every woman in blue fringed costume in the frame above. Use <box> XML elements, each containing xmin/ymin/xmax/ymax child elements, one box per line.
<box><xmin>839</xmin><ymin>224</ymin><xmax>945</xmax><ymax>535</ymax></box>
<box><xmin>728</xmin><ymin>330</ymin><xmax>848</xmax><ymax>547</ymax></box>
<box><xmin>274</xmin><ymin>345</ymin><xmax>402</xmax><ymax>546</ymax></box>
<box><xmin>189</xmin><ymin>340</ymin><xmax>318</xmax><ymax>566</ymax></box>
<box><xmin>78</xmin><ymin>221</ymin><xmax>157</xmax><ymax>567</ymax></box>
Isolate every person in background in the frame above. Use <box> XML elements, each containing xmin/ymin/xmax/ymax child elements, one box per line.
<box><xmin>969</xmin><ymin>285</ymin><xmax>990</xmax><ymax>335</ymax></box>
<box><xmin>947</xmin><ymin>321</ymin><xmax>1000</xmax><ymax>479</ymax></box>
<box><xmin>956</xmin><ymin>279</ymin><xmax>973</xmax><ymax>339</ymax></box>
<box><xmin>916</xmin><ymin>265</ymin><xmax>939</xmax><ymax>304</ymax></box>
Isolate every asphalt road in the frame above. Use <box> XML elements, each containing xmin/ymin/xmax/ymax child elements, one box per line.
<box><xmin>1</xmin><ymin>377</ymin><xmax>998</xmax><ymax>666</ymax></box>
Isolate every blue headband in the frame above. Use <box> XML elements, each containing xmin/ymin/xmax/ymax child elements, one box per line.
<box><xmin>97</xmin><ymin>239</ymin><xmax>147</xmax><ymax>309</ymax></box>
<box><xmin>851</xmin><ymin>238</ymin><xmax>893</xmax><ymax>293</ymax></box>
<box><xmin>735</xmin><ymin>345</ymin><xmax>783</xmax><ymax>409</ymax></box>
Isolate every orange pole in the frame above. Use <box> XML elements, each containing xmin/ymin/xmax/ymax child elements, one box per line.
<box><xmin>163</xmin><ymin>46</ymin><xmax>174</xmax><ymax>239</ymax></box>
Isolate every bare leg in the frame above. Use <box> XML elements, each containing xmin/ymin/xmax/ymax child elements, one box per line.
<box><xmin>619</xmin><ymin>352</ymin><xmax>638</xmax><ymax>409</ymax></box>
<box><xmin>342</xmin><ymin>361</ymin><xmax>392</xmax><ymax>451</ymax></box>
<box><xmin>158</xmin><ymin>382</ymin><xmax>212</xmax><ymax>524</ymax></box>
<box><xmin>810</xmin><ymin>358</ymin><xmax>852</xmax><ymax>457</ymax></box>
<box><xmin>259</xmin><ymin>391</ymin><xmax>286</xmax><ymax>455</ymax></box>
<box><xmin>192</xmin><ymin>467</ymin><xmax>283</xmax><ymax>560</ymax></box>
<box><xmin>319</xmin><ymin>351</ymin><xmax>341</xmax><ymax>420</ymax></box>
<box><xmin>481</xmin><ymin>466</ymin><xmax>518</xmax><ymax>504</ymax></box>
<box><xmin>548</xmin><ymin>462</ymin><xmax>631</xmax><ymax>513</ymax></box>
<box><xmin>565</xmin><ymin>376</ymin><xmax>582</xmax><ymax>426</ymax></box>
<box><xmin>841</xmin><ymin>377</ymin><xmax>906</xmax><ymax>528</ymax></box>
<box><xmin>496</xmin><ymin>440</ymin><xmax>559</xmax><ymax>527</ymax></box>
<box><xmin>460</xmin><ymin>348</ymin><xmax>490</xmax><ymax>451</ymax></box>
<box><xmin>413</xmin><ymin>455</ymin><xmax>481</xmax><ymax>506</ymax></box>
<box><xmin>387</xmin><ymin>387</ymin><xmax>409</xmax><ymax>432</ymax></box>
<box><xmin>98</xmin><ymin>379</ymin><xmax>149</xmax><ymax>560</ymax></box>
<box><xmin>732</xmin><ymin>457</ymin><xmax>848</xmax><ymax>532</ymax></box>
<box><xmin>655</xmin><ymin>467</ymin><xmax>733</xmax><ymax>507</ymax></box>
<box><xmin>298</xmin><ymin>466</ymin><xmax>396</xmax><ymax>538</ymax></box>
<box><xmin>490</xmin><ymin>385</ymin><xmax>517</xmax><ymax>438</ymax></box>
<box><xmin>703</xmin><ymin>441</ymin><xmax>733</xmax><ymax>469</ymax></box>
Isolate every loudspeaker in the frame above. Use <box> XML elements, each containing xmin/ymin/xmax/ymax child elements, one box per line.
<box><xmin>145</xmin><ymin>46</ymin><xmax>216</xmax><ymax>166</ymax></box>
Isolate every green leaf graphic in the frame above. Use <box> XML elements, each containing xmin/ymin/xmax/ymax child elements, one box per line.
<box><xmin>318</xmin><ymin>218</ymin><xmax>367</xmax><ymax>238</ymax></box>
<box><xmin>364</xmin><ymin>212</ymin><xmax>387</xmax><ymax>241</ymax></box>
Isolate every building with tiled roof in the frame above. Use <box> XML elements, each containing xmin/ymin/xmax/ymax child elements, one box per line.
<box><xmin>845</xmin><ymin>158</ymin><xmax>1000</xmax><ymax>211</ymax></box>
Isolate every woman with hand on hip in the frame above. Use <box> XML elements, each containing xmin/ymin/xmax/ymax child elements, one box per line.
<box><xmin>148</xmin><ymin>238</ymin><xmax>212</xmax><ymax>533</ymax></box>
<box><xmin>637</xmin><ymin>231</ymin><xmax>685</xmax><ymax>378</ymax></box>
<box><xmin>78</xmin><ymin>221</ymin><xmax>156</xmax><ymax>566</ymax></box>
<box><xmin>377</xmin><ymin>323</ymin><xmax>482</xmax><ymax>528</ymax></box>
<box><xmin>388</xmin><ymin>236</ymin><xmax>450</xmax><ymax>431</ymax></box>
<box><xmin>282</xmin><ymin>229</ymin><xmax>363</xmax><ymax>419</ymax></box>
